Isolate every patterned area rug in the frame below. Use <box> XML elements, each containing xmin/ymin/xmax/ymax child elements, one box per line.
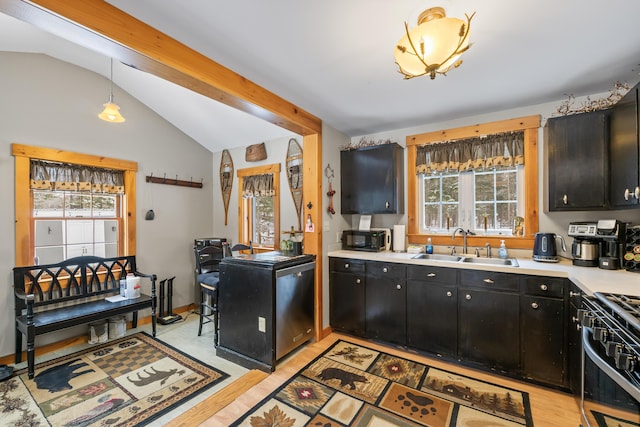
<box><xmin>0</xmin><ymin>332</ymin><xmax>229</xmax><ymax>426</ymax></box>
<box><xmin>232</xmin><ymin>340</ymin><xmax>533</xmax><ymax>426</ymax></box>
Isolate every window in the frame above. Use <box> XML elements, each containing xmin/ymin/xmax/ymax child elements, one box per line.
<box><xmin>406</xmin><ymin>115</ymin><xmax>540</xmax><ymax>248</ymax></box>
<box><xmin>419</xmin><ymin>165</ymin><xmax>523</xmax><ymax>234</ymax></box>
<box><xmin>33</xmin><ymin>190</ymin><xmax>122</xmax><ymax>263</ymax></box>
<box><xmin>237</xmin><ymin>164</ymin><xmax>281</xmax><ymax>250</ymax></box>
<box><xmin>12</xmin><ymin>144</ymin><xmax>137</xmax><ymax>266</ymax></box>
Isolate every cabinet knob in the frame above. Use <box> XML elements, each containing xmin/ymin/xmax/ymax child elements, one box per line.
<box><xmin>465</xmin><ymin>293</ymin><xmax>472</xmax><ymax>300</ymax></box>
<box><xmin>539</xmin><ymin>284</ymin><xmax>548</xmax><ymax>291</ymax></box>
<box><xmin>385</xmin><ymin>201</ymin><xmax>390</xmax><ymax>209</ymax></box>
<box><xmin>562</xmin><ymin>194</ymin><xmax>568</xmax><ymax>204</ymax></box>
<box><xmin>344</xmin><ymin>263</ymin><xmax>350</xmax><ymax>269</ymax></box>
<box><xmin>531</xmin><ymin>302</ymin><xmax>539</xmax><ymax>309</ymax></box>
<box><xmin>396</xmin><ymin>284</ymin><xmax>402</xmax><ymax>290</ymax></box>
<box><xmin>427</xmin><ymin>273</ymin><xmax>436</xmax><ymax>277</ymax></box>
<box><xmin>483</xmin><ymin>278</ymin><xmax>494</xmax><ymax>284</ymax></box>
<box><xmin>625</xmin><ymin>188</ymin><xmax>631</xmax><ymax>201</ymax></box>
<box><xmin>446</xmin><ymin>291</ymin><xmax>453</xmax><ymax>297</ymax></box>
<box><xmin>356</xmin><ymin>278</ymin><xmax>361</xmax><ymax>284</ymax></box>
<box><xmin>635</xmin><ymin>187</ymin><xmax>640</xmax><ymax>199</ymax></box>
<box><xmin>570</xmin><ymin>291</ymin><xmax>581</xmax><ymax>297</ymax></box>
<box><xmin>383</xmin><ymin>267</ymin><xmax>388</xmax><ymax>273</ymax></box>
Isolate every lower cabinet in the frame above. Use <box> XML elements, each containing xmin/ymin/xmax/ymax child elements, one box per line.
<box><xmin>329</xmin><ymin>258</ymin><xmax>365</xmax><ymax>335</ymax></box>
<box><xmin>407</xmin><ymin>265</ymin><xmax>457</xmax><ymax>357</ymax></box>
<box><xmin>329</xmin><ymin>257</ymin><xmax>570</xmax><ymax>389</ymax></box>
<box><xmin>458</xmin><ymin>287</ymin><xmax>520</xmax><ymax>371</ymax></box>
<box><xmin>365</xmin><ymin>261</ymin><xmax>406</xmax><ymax>345</ymax></box>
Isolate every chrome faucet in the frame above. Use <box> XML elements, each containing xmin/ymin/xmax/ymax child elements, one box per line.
<box><xmin>452</xmin><ymin>227</ymin><xmax>468</xmax><ymax>255</ymax></box>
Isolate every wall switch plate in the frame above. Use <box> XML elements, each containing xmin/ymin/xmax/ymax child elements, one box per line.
<box><xmin>336</xmin><ymin>231</ymin><xmax>342</xmax><ymax>243</ymax></box>
<box><xmin>258</xmin><ymin>316</ymin><xmax>266</xmax><ymax>333</ymax></box>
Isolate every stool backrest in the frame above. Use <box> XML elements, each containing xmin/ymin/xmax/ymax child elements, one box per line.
<box><xmin>195</xmin><ymin>245</ymin><xmax>224</xmax><ymax>274</ymax></box>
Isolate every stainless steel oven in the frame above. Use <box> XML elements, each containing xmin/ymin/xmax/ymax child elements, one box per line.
<box><xmin>578</xmin><ymin>293</ymin><xmax>640</xmax><ymax>426</ymax></box>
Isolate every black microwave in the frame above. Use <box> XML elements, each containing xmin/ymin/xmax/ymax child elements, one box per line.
<box><xmin>342</xmin><ymin>229</ymin><xmax>388</xmax><ymax>252</ymax></box>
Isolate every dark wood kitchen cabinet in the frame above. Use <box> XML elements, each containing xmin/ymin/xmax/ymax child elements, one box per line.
<box><xmin>546</xmin><ymin>110</ymin><xmax>610</xmax><ymax>210</ymax></box>
<box><xmin>340</xmin><ymin>143</ymin><xmax>404</xmax><ymax>214</ymax></box>
<box><xmin>610</xmin><ymin>82</ymin><xmax>640</xmax><ymax>208</ymax></box>
<box><xmin>329</xmin><ymin>258</ymin><xmax>366</xmax><ymax>335</ymax></box>
<box><xmin>406</xmin><ymin>265</ymin><xmax>458</xmax><ymax>357</ymax></box>
<box><xmin>458</xmin><ymin>269</ymin><xmax>520</xmax><ymax>371</ymax></box>
<box><xmin>520</xmin><ymin>276</ymin><xmax>569</xmax><ymax>388</ymax></box>
<box><xmin>365</xmin><ymin>261</ymin><xmax>406</xmax><ymax>345</ymax></box>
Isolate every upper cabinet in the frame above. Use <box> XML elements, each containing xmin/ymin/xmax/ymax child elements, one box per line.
<box><xmin>340</xmin><ymin>143</ymin><xmax>404</xmax><ymax>214</ymax></box>
<box><xmin>610</xmin><ymin>83</ymin><xmax>640</xmax><ymax>208</ymax></box>
<box><xmin>546</xmin><ymin>111</ymin><xmax>610</xmax><ymax>211</ymax></box>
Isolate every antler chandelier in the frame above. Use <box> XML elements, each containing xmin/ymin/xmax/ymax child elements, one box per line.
<box><xmin>395</xmin><ymin>7</ymin><xmax>475</xmax><ymax>80</ymax></box>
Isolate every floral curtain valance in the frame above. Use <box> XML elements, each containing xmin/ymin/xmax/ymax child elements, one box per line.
<box><xmin>416</xmin><ymin>131</ymin><xmax>525</xmax><ymax>174</ymax></box>
<box><xmin>242</xmin><ymin>173</ymin><xmax>274</xmax><ymax>198</ymax></box>
<box><xmin>30</xmin><ymin>160</ymin><xmax>125</xmax><ymax>194</ymax></box>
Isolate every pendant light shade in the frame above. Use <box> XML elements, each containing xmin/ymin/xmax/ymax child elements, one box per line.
<box><xmin>395</xmin><ymin>7</ymin><xmax>475</xmax><ymax>80</ymax></box>
<box><xmin>98</xmin><ymin>58</ymin><xmax>125</xmax><ymax>123</ymax></box>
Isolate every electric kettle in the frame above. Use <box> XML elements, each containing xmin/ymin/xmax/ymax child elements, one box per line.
<box><xmin>533</xmin><ymin>232</ymin><xmax>566</xmax><ymax>262</ymax></box>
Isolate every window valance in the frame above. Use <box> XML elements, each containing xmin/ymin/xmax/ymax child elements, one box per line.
<box><xmin>30</xmin><ymin>160</ymin><xmax>125</xmax><ymax>194</ymax></box>
<box><xmin>242</xmin><ymin>173</ymin><xmax>274</xmax><ymax>198</ymax></box>
<box><xmin>416</xmin><ymin>131</ymin><xmax>524</xmax><ymax>174</ymax></box>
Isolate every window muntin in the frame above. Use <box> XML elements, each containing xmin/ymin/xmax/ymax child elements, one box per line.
<box><xmin>419</xmin><ymin>165</ymin><xmax>523</xmax><ymax>235</ymax></box>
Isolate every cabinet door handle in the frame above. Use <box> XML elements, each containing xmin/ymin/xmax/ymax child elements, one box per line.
<box><xmin>483</xmin><ymin>278</ymin><xmax>494</xmax><ymax>284</ymax></box>
<box><xmin>465</xmin><ymin>293</ymin><xmax>472</xmax><ymax>300</ymax></box>
<box><xmin>427</xmin><ymin>273</ymin><xmax>436</xmax><ymax>277</ymax></box>
<box><xmin>344</xmin><ymin>263</ymin><xmax>350</xmax><ymax>269</ymax></box>
<box><xmin>356</xmin><ymin>278</ymin><xmax>361</xmax><ymax>284</ymax></box>
<box><xmin>531</xmin><ymin>302</ymin><xmax>539</xmax><ymax>309</ymax></box>
<box><xmin>562</xmin><ymin>194</ymin><xmax>568</xmax><ymax>204</ymax></box>
<box><xmin>396</xmin><ymin>284</ymin><xmax>402</xmax><ymax>290</ymax></box>
<box><xmin>635</xmin><ymin>186</ymin><xmax>640</xmax><ymax>199</ymax></box>
<box><xmin>625</xmin><ymin>188</ymin><xmax>631</xmax><ymax>201</ymax></box>
<box><xmin>539</xmin><ymin>284</ymin><xmax>548</xmax><ymax>291</ymax></box>
<box><xmin>383</xmin><ymin>267</ymin><xmax>388</xmax><ymax>273</ymax></box>
<box><xmin>446</xmin><ymin>291</ymin><xmax>453</xmax><ymax>297</ymax></box>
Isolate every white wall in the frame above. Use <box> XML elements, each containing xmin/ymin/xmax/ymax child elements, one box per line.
<box><xmin>0</xmin><ymin>52</ymin><xmax>215</xmax><ymax>358</ymax></box>
<box><xmin>211</xmin><ymin>136</ymin><xmax>304</xmax><ymax>245</ymax></box>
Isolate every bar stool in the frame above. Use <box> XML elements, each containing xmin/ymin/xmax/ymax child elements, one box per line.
<box><xmin>194</xmin><ymin>245</ymin><xmax>223</xmax><ymax>345</ymax></box>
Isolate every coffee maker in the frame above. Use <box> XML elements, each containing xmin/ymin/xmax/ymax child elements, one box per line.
<box><xmin>596</xmin><ymin>219</ymin><xmax>627</xmax><ymax>270</ymax></box>
<box><xmin>568</xmin><ymin>222</ymin><xmax>600</xmax><ymax>267</ymax></box>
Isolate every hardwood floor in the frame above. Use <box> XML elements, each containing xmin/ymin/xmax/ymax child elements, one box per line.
<box><xmin>171</xmin><ymin>332</ymin><xmax>583</xmax><ymax>426</ymax></box>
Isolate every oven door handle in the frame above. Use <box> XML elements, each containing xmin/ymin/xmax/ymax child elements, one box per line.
<box><xmin>583</xmin><ymin>327</ymin><xmax>640</xmax><ymax>402</ymax></box>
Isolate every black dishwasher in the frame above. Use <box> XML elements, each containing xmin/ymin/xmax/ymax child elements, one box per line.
<box><xmin>217</xmin><ymin>252</ymin><xmax>315</xmax><ymax>372</ymax></box>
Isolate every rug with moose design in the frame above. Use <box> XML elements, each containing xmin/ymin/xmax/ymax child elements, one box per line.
<box><xmin>232</xmin><ymin>340</ymin><xmax>533</xmax><ymax>426</ymax></box>
<box><xmin>0</xmin><ymin>332</ymin><xmax>228</xmax><ymax>426</ymax></box>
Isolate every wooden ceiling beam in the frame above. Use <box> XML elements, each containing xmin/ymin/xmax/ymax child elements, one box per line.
<box><xmin>0</xmin><ymin>0</ymin><xmax>322</xmax><ymax>136</ymax></box>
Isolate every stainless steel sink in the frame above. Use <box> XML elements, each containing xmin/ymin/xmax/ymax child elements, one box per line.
<box><xmin>412</xmin><ymin>253</ymin><xmax>519</xmax><ymax>267</ymax></box>
<box><xmin>411</xmin><ymin>253</ymin><xmax>463</xmax><ymax>262</ymax></box>
<box><xmin>460</xmin><ymin>257</ymin><xmax>520</xmax><ymax>267</ymax></box>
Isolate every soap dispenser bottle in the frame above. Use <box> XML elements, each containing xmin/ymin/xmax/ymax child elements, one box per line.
<box><xmin>426</xmin><ymin>237</ymin><xmax>433</xmax><ymax>254</ymax></box>
<box><xmin>498</xmin><ymin>240</ymin><xmax>508</xmax><ymax>259</ymax></box>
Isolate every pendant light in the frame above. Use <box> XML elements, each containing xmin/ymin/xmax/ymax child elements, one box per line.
<box><xmin>98</xmin><ymin>58</ymin><xmax>126</xmax><ymax>123</ymax></box>
<box><xmin>395</xmin><ymin>7</ymin><xmax>475</xmax><ymax>80</ymax></box>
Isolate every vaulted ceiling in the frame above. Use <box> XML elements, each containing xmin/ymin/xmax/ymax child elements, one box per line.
<box><xmin>2</xmin><ymin>0</ymin><xmax>640</xmax><ymax>153</ymax></box>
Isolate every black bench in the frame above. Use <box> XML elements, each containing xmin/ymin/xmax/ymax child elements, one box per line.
<box><xmin>13</xmin><ymin>255</ymin><xmax>157</xmax><ymax>379</ymax></box>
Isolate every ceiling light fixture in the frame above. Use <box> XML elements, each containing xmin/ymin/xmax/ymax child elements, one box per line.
<box><xmin>395</xmin><ymin>7</ymin><xmax>475</xmax><ymax>80</ymax></box>
<box><xmin>98</xmin><ymin>58</ymin><xmax>126</xmax><ymax>123</ymax></box>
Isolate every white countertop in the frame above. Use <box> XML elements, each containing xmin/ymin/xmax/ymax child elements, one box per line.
<box><xmin>328</xmin><ymin>250</ymin><xmax>640</xmax><ymax>296</ymax></box>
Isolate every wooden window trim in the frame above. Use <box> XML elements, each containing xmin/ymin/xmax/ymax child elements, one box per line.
<box><xmin>237</xmin><ymin>163</ymin><xmax>281</xmax><ymax>251</ymax></box>
<box><xmin>12</xmin><ymin>143</ymin><xmax>138</xmax><ymax>266</ymax></box>
<box><xmin>406</xmin><ymin>115</ymin><xmax>540</xmax><ymax>250</ymax></box>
